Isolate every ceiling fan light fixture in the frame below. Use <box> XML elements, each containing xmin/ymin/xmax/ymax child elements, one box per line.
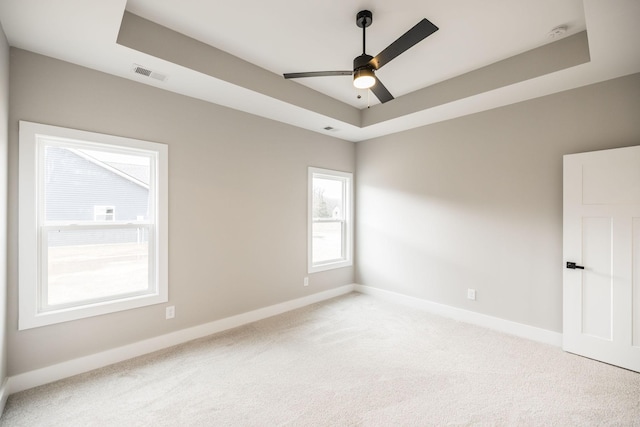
<box><xmin>353</xmin><ymin>68</ymin><xmax>376</xmax><ymax>89</ymax></box>
<box><xmin>283</xmin><ymin>10</ymin><xmax>438</xmax><ymax>104</ymax></box>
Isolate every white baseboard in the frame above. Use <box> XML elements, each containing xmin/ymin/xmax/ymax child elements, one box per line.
<box><xmin>7</xmin><ymin>284</ymin><xmax>560</xmax><ymax>395</ymax></box>
<box><xmin>8</xmin><ymin>284</ymin><xmax>355</xmax><ymax>394</ymax></box>
<box><xmin>0</xmin><ymin>377</ymin><xmax>9</xmax><ymax>414</ymax></box>
<box><xmin>354</xmin><ymin>285</ymin><xmax>562</xmax><ymax>347</ymax></box>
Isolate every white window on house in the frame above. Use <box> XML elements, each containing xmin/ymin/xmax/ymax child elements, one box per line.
<box><xmin>308</xmin><ymin>167</ymin><xmax>353</xmax><ymax>273</ymax></box>
<box><xmin>18</xmin><ymin>121</ymin><xmax>168</xmax><ymax>330</ymax></box>
<box><xmin>94</xmin><ymin>205</ymin><xmax>116</xmax><ymax>221</ymax></box>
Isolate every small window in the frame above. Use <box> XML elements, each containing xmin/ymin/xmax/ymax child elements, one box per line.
<box><xmin>18</xmin><ymin>121</ymin><xmax>168</xmax><ymax>329</ymax></box>
<box><xmin>94</xmin><ymin>205</ymin><xmax>116</xmax><ymax>221</ymax></box>
<box><xmin>308</xmin><ymin>167</ymin><xmax>353</xmax><ymax>273</ymax></box>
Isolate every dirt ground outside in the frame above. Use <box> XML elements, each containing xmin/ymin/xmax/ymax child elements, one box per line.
<box><xmin>47</xmin><ymin>242</ymin><xmax>149</xmax><ymax>306</ymax></box>
<box><xmin>312</xmin><ymin>222</ymin><xmax>343</xmax><ymax>263</ymax></box>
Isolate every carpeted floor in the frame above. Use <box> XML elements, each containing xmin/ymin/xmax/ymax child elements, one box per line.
<box><xmin>2</xmin><ymin>292</ymin><xmax>639</xmax><ymax>426</ymax></box>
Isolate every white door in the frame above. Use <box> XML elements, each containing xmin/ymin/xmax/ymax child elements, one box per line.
<box><xmin>563</xmin><ymin>145</ymin><xmax>640</xmax><ymax>372</ymax></box>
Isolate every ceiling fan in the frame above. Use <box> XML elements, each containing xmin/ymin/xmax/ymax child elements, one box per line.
<box><xmin>283</xmin><ymin>10</ymin><xmax>439</xmax><ymax>104</ymax></box>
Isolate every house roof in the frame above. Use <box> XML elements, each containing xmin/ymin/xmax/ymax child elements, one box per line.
<box><xmin>99</xmin><ymin>162</ymin><xmax>150</xmax><ymax>187</ymax></box>
<box><xmin>71</xmin><ymin>149</ymin><xmax>150</xmax><ymax>188</ymax></box>
<box><xmin>0</xmin><ymin>1</ymin><xmax>638</xmax><ymax>141</ymax></box>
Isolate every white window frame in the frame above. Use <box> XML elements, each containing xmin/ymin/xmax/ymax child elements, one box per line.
<box><xmin>18</xmin><ymin>121</ymin><xmax>169</xmax><ymax>330</ymax></box>
<box><xmin>308</xmin><ymin>167</ymin><xmax>353</xmax><ymax>273</ymax></box>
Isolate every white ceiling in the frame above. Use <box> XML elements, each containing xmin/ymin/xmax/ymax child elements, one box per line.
<box><xmin>0</xmin><ymin>0</ymin><xmax>639</xmax><ymax>141</ymax></box>
<box><xmin>126</xmin><ymin>0</ymin><xmax>586</xmax><ymax>108</ymax></box>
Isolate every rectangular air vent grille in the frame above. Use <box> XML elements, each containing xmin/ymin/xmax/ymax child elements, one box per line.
<box><xmin>132</xmin><ymin>64</ymin><xmax>167</xmax><ymax>82</ymax></box>
<box><xmin>133</xmin><ymin>66</ymin><xmax>152</xmax><ymax>77</ymax></box>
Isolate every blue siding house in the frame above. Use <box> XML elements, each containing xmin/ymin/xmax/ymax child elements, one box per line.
<box><xmin>45</xmin><ymin>146</ymin><xmax>151</xmax><ymax>246</ymax></box>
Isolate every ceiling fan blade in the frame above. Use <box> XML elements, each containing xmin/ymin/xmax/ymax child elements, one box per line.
<box><xmin>370</xmin><ymin>77</ymin><xmax>394</xmax><ymax>104</ymax></box>
<box><xmin>283</xmin><ymin>71</ymin><xmax>352</xmax><ymax>79</ymax></box>
<box><xmin>369</xmin><ymin>18</ymin><xmax>439</xmax><ymax>70</ymax></box>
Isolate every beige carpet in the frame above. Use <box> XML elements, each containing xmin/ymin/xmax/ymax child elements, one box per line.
<box><xmin>2</xmin><ymin>292</ymin><xmax>639</xmax><ymax>426</ymax></box>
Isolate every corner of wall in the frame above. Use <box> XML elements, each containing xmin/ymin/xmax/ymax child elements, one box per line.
<box><xmin>0</xmin><ymin>19</ymin><xmax>11</xmax><ymax>414</ymax></box>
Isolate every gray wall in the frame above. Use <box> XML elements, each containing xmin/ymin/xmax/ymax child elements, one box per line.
<box><xmin>0</xmin><ymin>22</ymin><xmax>9</xmax><ymax>391</ymax></box>
<box><xmin>6</xmin><ymin>44</ymin><xmax>640</xmax><ymax>378</ymax></box>
<box><xmin>7</xmin><ymin>49</ymin><xmax>355</xmax><ymax>375</ymax></box>
<box><xmin>356</xmin><ymin>73</ymin><xmax>640</xmax><ymax>333</ymax></box>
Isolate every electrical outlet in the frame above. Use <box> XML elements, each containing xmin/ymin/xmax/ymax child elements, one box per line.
<box><xmin>303</xmin><ymin>277</ymin><xmax>309</xmax><ymax>287</ymax></box>
<box><xmin>467</xmin><ymin>289</ymin><xmax>476</xmax><ymax>301</ymax></box>
<box><xmin>166</xmin><ymin>305</ymin><xmax>175</xmax><ymax>319</ymax></box>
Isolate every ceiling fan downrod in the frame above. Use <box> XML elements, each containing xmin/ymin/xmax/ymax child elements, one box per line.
<box><xmin>356</xmin><ymin>10</ymin><xmax>372</xmax><ymax>54</ymax></box>
<box><xmin>353</xmin><ymin>10</ymin><xmax>375</xmax><ymax>89</ymax></box>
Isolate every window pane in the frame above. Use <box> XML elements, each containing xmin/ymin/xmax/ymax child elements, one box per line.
<box><xmin>44</xmin><ymin>146</ymin><xmax>151</xmax><ymax>222</ymax></box>
<box><xmin>308</xmin><ymin>167</ymin><xmax>352</xmax><ymax>273</ymax></box>
<box><xmin>46</xmin><ymin>228</ymin><xmax>150</xmax><ymax>307</ymax></box>
<box><xmin>19</xmin><ymin>121</ymin><xmax>168</xmax><ymax>330</ymax></box>
<box><xmin>312</xmin><ymin>221</ymin><xmax>343</xmax><ymax>263</ymax></box>
<box><xmin>312</xmin><ymin>177</ymin><xmax>344</xmax><ymax>220</ymax></box>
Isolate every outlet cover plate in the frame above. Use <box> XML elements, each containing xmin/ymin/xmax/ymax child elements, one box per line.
<box><xmin>166</xmin><ymin>306</ymin><xmax>175</xmax><ymax>319</ymax></box>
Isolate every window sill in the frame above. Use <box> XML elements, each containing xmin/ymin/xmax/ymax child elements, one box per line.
<box><xmin>309</xmin><ymin>260</ymin><xmax>353</xmax><ymax>274</ymax></box>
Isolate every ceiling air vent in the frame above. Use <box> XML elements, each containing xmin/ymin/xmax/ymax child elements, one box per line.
<box><xmin>132</xmin><ymin>64</ymin><xmax>167</xmax><ymax>82</ymax></box>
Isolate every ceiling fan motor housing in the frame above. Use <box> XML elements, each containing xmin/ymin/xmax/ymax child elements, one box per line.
<box><xmin>354</xmin><ymin>54</ymin><xmax>374</xmax><ymax>72</ymax></box>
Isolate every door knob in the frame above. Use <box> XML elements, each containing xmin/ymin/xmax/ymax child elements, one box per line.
<box><xmin>566</xmin><ymin>262</ymin><xmax>585</xmax><ymax>270</ymax></box>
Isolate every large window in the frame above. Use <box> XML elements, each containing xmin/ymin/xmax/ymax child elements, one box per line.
<box><xmin>18</xmin><ymin>121</ymin><xmax>168</xmax><ymax>330</ymax></box>
<box><xmin>308</xmin><ymin>167</ymin><xmax>353</xmax><ymax>273</ymax></box>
